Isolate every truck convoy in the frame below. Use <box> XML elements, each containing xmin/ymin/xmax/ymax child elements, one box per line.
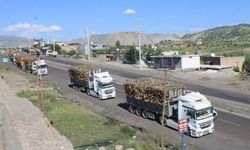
<box><xmin>68</xmin><ymin>65</ymin><xmax>116</xmax><ymax>100</ymax></box>
<box><xmin>124</xmin><ymin>78</ymin><xmax>217</xmax><ymax>137</ymax></box>
<box><xmin>8</xmin><ymin>52</ymin><xmax>48</xmax><ymax>75</ymax></box>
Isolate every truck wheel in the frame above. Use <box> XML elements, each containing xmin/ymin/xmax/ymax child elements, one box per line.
<box><xmin>141</xmin><ymin>111</ymin><xmax>148</xmax><ymax>119</ymax></box>
<box><xmin>87</xmin><ymin>89</ymin><xmax>90</xmax><ymax>96</ymax></box>
<box><xmin>159</xmin><ymin>116</ymin><xmax>167</xmax><ymax>126</ymax></box>
<box><xmin>128</xmin><ymin>106</ymin><xmax>135</xmax><ymax>114</ymax></box>
<box><xmin>135</xmin><ymin>108</ymin><xmax>141</xmax><ymax>116</ymax></box>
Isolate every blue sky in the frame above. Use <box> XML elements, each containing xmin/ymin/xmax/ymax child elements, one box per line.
<box><xmin>1</xmin><ymin>0</ymin><xmax>250</xmax><ymax>41</ymax></box>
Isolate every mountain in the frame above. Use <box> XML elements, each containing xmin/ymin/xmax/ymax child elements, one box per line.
<box><xmin>0</xmin><ymin>36</ymin><xmax>31</xmax><ymax>48</ymax></box>
<box><xmin>70</xmin><ymin>32</ymin><xmax>182</xmax><ymax>46</ymax></box>
<box><xmin>182</xmin><ymin>24</ymin><xmax>250</xmax><ymax>43</ymax></box>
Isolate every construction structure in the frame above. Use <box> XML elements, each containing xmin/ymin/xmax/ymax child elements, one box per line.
<box><xmin>151</xmin><ymin>54</ymin><xmax>200</xmax><ymax>70</ymax></box>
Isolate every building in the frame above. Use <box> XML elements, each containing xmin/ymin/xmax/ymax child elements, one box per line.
<box><xmin>55</xmin><ymin>42</ymin><xmax>65</xmax><ymax>47</ymax></box>
<box><xmin>90</xmin><ymin>42</ymin><xmax>109</xmax><ymax>50</ymax></box>
<box><xmin>62</xmin><ymin>43</ymin><xmax>80</xmax><ymax>52</ymax></box>
<box><xmin>151</xmin><ymin>55</ymin><xmax>200</xmax><ymax>70</ymax></box>
<box><xmin>202</xmin><ymin>56</ymin><xmax>244</xmax><ymax>70</ymax></box>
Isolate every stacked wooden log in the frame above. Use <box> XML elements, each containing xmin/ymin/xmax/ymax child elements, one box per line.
<box><xmin>68</xmin><ymin>65</ymin><xmax>98</xmax><ymax>84</ymax></box>
<box><xmin>24</xmin><ymin>55</ymin><xmax>37</xmax><ymax>64</ymax></box>
<box><xmin>123</xmin><ymin>78</ymin><xmax>186</xmax><ymax>105</ymax></box>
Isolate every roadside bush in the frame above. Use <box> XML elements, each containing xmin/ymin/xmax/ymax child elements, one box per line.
<box><xmin>67</xmin><ymin>50</ymin><xmax>77</xmax><ymax>56</ymax></box>
<box><xmin>242</xmin><ymin>54</ymin><xmax>250</xmax><ymax>74</ymax></box>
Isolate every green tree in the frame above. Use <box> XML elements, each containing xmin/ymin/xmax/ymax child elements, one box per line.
<box><xmin>143</xmin><ymin>44</ymin><xmax>162</xmax><ymax>63</ymax></box>
<box><xmin>242</xmin><ymin>54</ymin><xmax>250</xmax><ymax>74</ymax></box>
<box><xmin>45</xmin><ymin>44</ymin><xmax>62</xmax><ymax>54</ymax></box>
<box><xmin>124</xmin><ymin>46</ymin><xmax>139</xmax><ymax>63</ymax></box>
<box><xmin>115</xmin><ymin>40</ymin><xmax>121</xmax><ymax>49</ymax></box>
<box><xmin>67</xmin><ymin>49</ymin><xmax>77</xmax><ymax>56</ymax></box>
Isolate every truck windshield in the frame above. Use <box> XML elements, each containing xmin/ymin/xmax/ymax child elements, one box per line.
<box><xmin>195</xmin><ymin>107</ymin><xmax>213</xmax><ymax>120</ymax></box>
<box><xmin>101</xmin><ymin>82</ymin><xmax>113</xmax><ymax>88</ymax></box>
<box><xmin>40</xmin><ymin>65</ymin><xmax>47</xmax><ymax>69</ymax></box>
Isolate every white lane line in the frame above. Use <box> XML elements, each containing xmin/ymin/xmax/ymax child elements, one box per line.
<box><xmin>215</xmin><ymin>107</ymin><xmax>250</xmax><ymax>120</ymax></box>
<box><xmin>217</xmin><ymin>118</ymin><xmax>241</xmax><ymax>127</ymax></box>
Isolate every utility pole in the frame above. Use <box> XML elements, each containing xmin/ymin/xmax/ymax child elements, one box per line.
<box><xmin>36</xmin><ymin>43</ymin><xmax>44</xmax><ymax>113</ymax></box>
<box><xmin>136</xmin><ymin>20</ymin><xmax>142</xmax><ymax>69</ymax></box>
<box><xmin>86</xmin><ymin>27</ymin><xmax>91</xmax><ymax>61</ymax></box>
<box><xmin>53</xmin><ymin>34</ymin><xmax>56</xmax><ymax>52</ymax></box>
<box><xmin>161</xmin><ymin>82</ymin><xmax>167</xmax><ymax>149</ymax></box>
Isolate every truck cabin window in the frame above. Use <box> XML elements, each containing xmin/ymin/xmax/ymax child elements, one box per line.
<box><xmin>195</xmin><ymin>107</ymin><xmax>213</xmax><ymax>120</ymax></box>
<box><xmin>41</xmin><ymin>65</ymin><xmax>47</xmax><ymax>69</ymax></box>
<box><xmin>101</xmin><ymin>82</ymin><xmax>113</xmax><ymax>88</ymax></box>
<box><xmin>187</xmin><ymin>109</ymin><xmax>195</xmax><ymax>119</ymax></box>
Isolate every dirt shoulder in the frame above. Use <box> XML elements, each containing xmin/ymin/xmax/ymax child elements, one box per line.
<box><xmin>0</xmin><ymin>70</ymin><xmax>73</xmax><ymax>150</ymax></box>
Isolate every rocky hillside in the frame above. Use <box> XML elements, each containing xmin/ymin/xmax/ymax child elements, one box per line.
<box><xmin>0</xmin><ymin>36</ymin><xmax>31</xmax><ymax>48</ymax></box>
<box><xmin>71</xmin><ymin>32</ymin><xmax>181</xmax><ymax>46</ymax></box>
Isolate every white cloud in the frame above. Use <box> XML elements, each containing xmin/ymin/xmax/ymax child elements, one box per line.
<box><xmin>2</xmin><ymin>22</ymin><xmax>62</xmax><ymax>38</ymax></box>
<box><xmin>123</xmin><ymin>8</ymin><xmax>136</xmax><ymax>15</ymax></box>
<box><xmin>3</xmin><ymin>22</ymin><xmax>62</xmax><ymax>32</ymax></box>
<box><xmin>189</xmin><ymin>27</ymin><xmax>207</xmax><ymax>32</ymax></box>
<box><xmin>168</xmin><ymin>15</ymin><xmax>176</xmax><ymax>19</ymax></box>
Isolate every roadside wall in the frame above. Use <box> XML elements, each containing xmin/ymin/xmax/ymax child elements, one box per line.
<box><xmin>221</xmin><ymin>56</ymin><xmax>244</xmax><ymax>70</ymax></box>
<box><xmin>1</xmin><ymin>103</ymin><xmax>22</xmax><ymax>150</ymax></box>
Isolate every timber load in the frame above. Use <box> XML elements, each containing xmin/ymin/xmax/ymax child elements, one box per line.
<box><xmin>24</xmin><ymin>55</ymin><xmax>37</xmax><ymax>64</ymax></box>
<box><xmin>123</xmin><ymin>78</ymin><xmax>186</xmax><ymax>105</ymax></box>
<box><xmin>68</xmin><ymin>65</ymin><xmax>98</xmax><ymax>84</ymax></box>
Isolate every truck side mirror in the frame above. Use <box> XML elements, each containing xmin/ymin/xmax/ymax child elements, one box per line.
<box><xmin>213</xmin><ymin>109</ymin><xmax>218</xmax><ymax>121</ymax></box>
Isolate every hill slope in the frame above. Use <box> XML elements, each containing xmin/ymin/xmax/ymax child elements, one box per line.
<box><xmin>182</xmin><ymin>24</ymin><xmax>250</xmax><ymax>43</ymax></box>
<box><xmin>71</xmin><ymin>32</ymin><xmax>181</xmax><ymax>46</ymax></box>
<box><xmin>0</xmin><ymin>36</ymin><xmax>30</xmax><ymax>48</ymax></box>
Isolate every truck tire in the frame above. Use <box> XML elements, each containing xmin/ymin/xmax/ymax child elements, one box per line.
<box><xmin>159</xmin><ymin>116</ymin><xmax>167</xmax><ymax>126</ymax></box>
<box><xmin>135</xmin><ymin>108</ymin><xmax>141</xmax><ymax>116</ymax></box>
<box><xmin>87</xmin><ymin>89</ymin><xmax>90</xmax><ymax>96</ymax></box>
<box><xmin>141</xmin><ymin>111</ymin><xmax>148</xmax><ymax>119</ymax></box>
<box><xmin>128</xmin><ymin>106</ymin><xmax>135</xmax><ymax>114</ymax></box>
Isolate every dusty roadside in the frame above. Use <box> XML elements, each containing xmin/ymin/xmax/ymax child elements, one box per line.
<box><xmin>0</xmin><ymin>70</ymin><xmax>73</xmax><ymax>150</ymax></box>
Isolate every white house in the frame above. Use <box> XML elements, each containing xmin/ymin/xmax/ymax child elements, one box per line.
<box><xmin>151</xmin><ymin>55</ymin><xmax>200</xmax><ymax>70</ymax></box>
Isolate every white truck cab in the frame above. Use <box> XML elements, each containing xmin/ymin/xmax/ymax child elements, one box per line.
<box><xmin>32</xmin><ymin>59</ymin><xmax>48</xmax><ymax>75</ymax></box>
<box><xmin>88</xmin><ymin>71</ymin><xmax>116</xmax><ymax>99</ymax></box>
<box><xmin>167</xmin><ymin>91</ymin><xmax>216</xmax><ymax>137</ymax></box>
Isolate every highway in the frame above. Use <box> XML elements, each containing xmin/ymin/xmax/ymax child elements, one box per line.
<box><xmin>43</xmin><ymin>58</ymin><xmax>250</xmax><ymax>150</ymax></box>
<box><xmin>46</xmin><ymin>57</ymin><xmax>250</xmax><ymax>104</ymax></box>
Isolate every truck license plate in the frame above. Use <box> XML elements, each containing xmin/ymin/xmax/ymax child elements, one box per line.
<box><xmin>107</xmin><ymin>94</ymin><xmax>112</xmax><ymax>98</ymax></box>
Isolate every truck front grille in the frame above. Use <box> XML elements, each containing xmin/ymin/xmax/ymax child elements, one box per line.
<box><xmin>199</xmin><ymin>119</ymin><xmax>212</xmax><ymax>129</ymax></box>
<box><xmin>104</xmin><ymin>89</ymin><xmax>113</xmax><ymax>94</ymax></box>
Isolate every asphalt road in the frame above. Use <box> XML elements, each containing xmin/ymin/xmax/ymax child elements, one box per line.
<box><xmin>2</xmin><ymin>55</ymin><xmax>250</xmax><ymax>150</ymax></box>
<box><xmin>43</xmin><ymin>61</ymin><xmax>250</xmax><ymax>150</ymax></box>
<box><xmin>45</xmin><ymin>57</ymin><xmax>250</xmax><ymax>104</ymax></box>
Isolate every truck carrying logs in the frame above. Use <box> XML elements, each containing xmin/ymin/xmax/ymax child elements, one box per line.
<box><xmin>68</xmin><ymin>65</ymin><xmax>116</xmax><ymax>100</ymax></box>
<box><xmin>124</xmin><ymin>78</ymin><xmax>217</xmax><ymax>137</ymax></box>
<box><xmin>123</xmin><ymin>78</ymin><xmax>186</xmax><ymax>105</ymax></box>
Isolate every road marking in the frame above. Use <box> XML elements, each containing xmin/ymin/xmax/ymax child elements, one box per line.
<box><xmin>217</xmin><ymin>118</ymin><xmax>241</xmax><ymax>127</ymax></box>
<box><xmin>215</xmin><ymin>107</ymin><xmax>250</xmax><ymax>119</ymax></box>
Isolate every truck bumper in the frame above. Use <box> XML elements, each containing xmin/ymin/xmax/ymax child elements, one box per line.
<box><xmin>190</xmin><ymin>124</ymin><xmax>214</xmax><ymax>137</ymax></box>
<box><xmin>99</xmin><ymin>92</ymin><xmax>116</xmax><ymax>100</ymax></box>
